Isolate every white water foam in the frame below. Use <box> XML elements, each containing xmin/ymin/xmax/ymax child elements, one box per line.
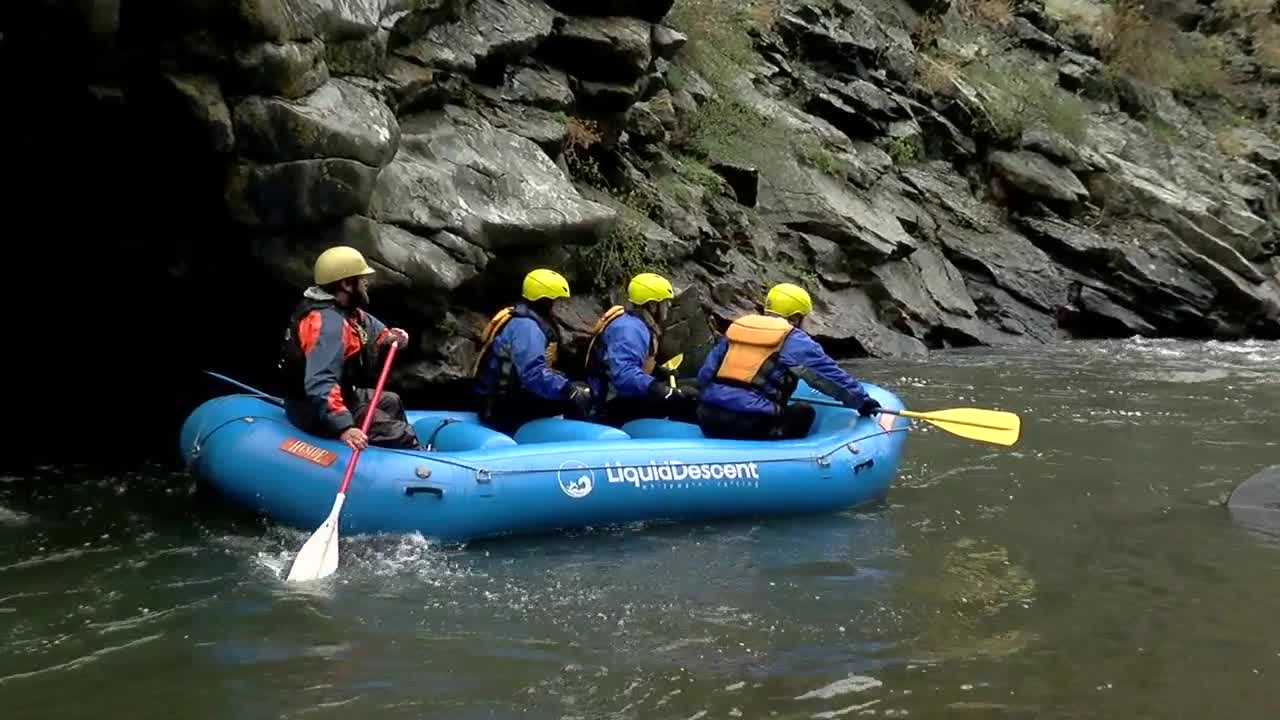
<box><xmin>795</xmin><ymin>674</ymin><xmax>884</xmax><ymax>700</ymax></box>
<box><xmin>0</xmin><ymin>505</ymin><xmax>31</xmax><ymax>525</ymax></box>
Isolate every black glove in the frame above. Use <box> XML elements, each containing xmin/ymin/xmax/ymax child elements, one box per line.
<box><xmin>674</xmin><ymin>385</ymin><xmax>699</xmax><ymax>402</ymax></box>
<box><xmin>647</xmin><ymin>378</ymin><xmax>676</xmax><ymax>401</ymax></box>
<box><xmin>566</xmin><ymin>381</ymin><xmax>593</xmax><ymax>418</ymax></box>
<box><xmin>652</xmin><ymin>365</ymin><xmax>676</xmax><ymax>383</ymax></box>
<box><xmin>854</xmin><ymin>397</ymin><xmax>882</xmax><ymax>417</ymax></box>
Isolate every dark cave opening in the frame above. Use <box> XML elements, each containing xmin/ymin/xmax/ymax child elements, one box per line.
<box><xmin>1</xmin><ymin>23</ymin><xmax>297</xmax><ymax>471</ymax></box>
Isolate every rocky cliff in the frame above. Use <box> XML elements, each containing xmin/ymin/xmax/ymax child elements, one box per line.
<box><xmin>3</xmin><ymin>0</ymin><xmax>1279</xmax><ymax>438</ymax></box>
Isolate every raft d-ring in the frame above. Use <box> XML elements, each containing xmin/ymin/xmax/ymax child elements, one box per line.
<box><xmin>475</xmin><ymin>468</ymin><xmax>493</xmax><ymax>484</ymax></box>
<box><xmin>242</xmin><ymin>417</ymin><xmax>255</xmax><ymax>424</ymax></box>
<box><xmin>415</xmin><ymin>466</ymin><xmax>432</xmax><ymax>479</ymax></box>
<box><xmin>846</xmin><ymin>442</ymin><xmax>860</xmax><ymax>454</ymax></box>
<box><xmin>816</xmin><ymin>456</ymin><xmax>831</xmax><ymax>468</ymax></box>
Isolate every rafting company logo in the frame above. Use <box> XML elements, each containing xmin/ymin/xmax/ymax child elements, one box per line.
<box><xmin>557</xmin><ymin>460</ymin><xmax>595</xmax><ymax>499</ymax></box>
<box><xmin>605</xmin><ymin>460</ymin><xmax>761</xmax><ymax>487</ymax></box>
<box><xmin>278</xmin><ymin>438</ymin><xmax>338</xmax><ymax>467</ymax></box>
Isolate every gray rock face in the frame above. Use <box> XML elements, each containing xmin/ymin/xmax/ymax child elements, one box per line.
<box><xmin>1060</xmin><ymin>283</ymin><xmax>1158</xmax><ymax>338</ymax></box>
<box><xmin>474</xmin><ymin>100</ymin><xmax>568</xmax><ymax>152</ymax></box>
<box><xmin>487</xmin><ymin>63</ymin><xmax>574</xmax><ymax>111</ymax></box>
<box><xmin>232</xmin><ymin>39</ymin><xmax>329</xmax><ymax>98</ymax></box>
<box><xmin>539</xmin><ymin>16</ymin><xmax>653</xmax><ymax>84</ymax></box>
<box><xmin>368</xmin><ymin>106</ymin><xmax>616</xmax><ymax>249</ymax></box>
<box><xmin>163</xmin><ymin>73</ymin><xmax>234</xmax><ymax>153</ymax></box>
<box><xmin>234</xmin><ymin>0</ymin><xmax>394</xmax><ymax>42</ymax></box>
<box><xmin>1219</xmin><ymin>127</ymin><xmax>1280</xmax><ymax>177</ymax></box>
<box><xmin>233</xmin><ymin>78</ymin><xmax>400</xmax><ymax>166</ymax></box>
<box><xmin>393</xmin><ymin>0</ymin><xmax>556</xmax><ymax>73</ymax></box>
<box><xmin>326</xmin><ymin>27</ymin><xmax>388</xmax><ymax>77</ymax></box>
<box><xmin>776</xmin><ymin>0</ymin><xmax>918</xmax><ymax>83</ymax></box>
<box><xmin>29</xmin><ymin>0</ymin><xmax>1280</xmax><ymax>394</ymax></box>
<box><xmin>989</xmin><ymin>150</ymin><xmax>1090</xmax><ymax>204</ymax></box>
<box><xmin>1019</xmin><ymin>125</ymin><xmax>1104</xmax><ymax>172</ymax></box>
<box><xmin>226</xmin><ymin>158</ymin><xmax>378</xmax><ymax>228</ymax></box>
<box><xmin>253</xmin><ymin>216</ymin><xmax>486</xmax><ymax>295</ymax></box>
<box><xmin>651</xmin><ymin>25</ymin><xmax>686</xmax><ymax>60</ymax></box>
<box><xmin>333</xmin><ymin>216</ymin><xmax>486</xmax><ymax>292</ymax></box>
<box><xmin>805</xmin><ymin>285</ymin><xmax>930</xmax><ymax>358</ymax></box>
<box><xmin>543</xmin><ymin>0</ymin><xmax>675</xmax><ymax>23</ymax></box>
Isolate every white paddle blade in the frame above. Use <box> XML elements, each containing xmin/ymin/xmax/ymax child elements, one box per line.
<box><xmin>285</xmin><ymin>494</ymin><xmax>346</xmax><ymax>582</ymax></box>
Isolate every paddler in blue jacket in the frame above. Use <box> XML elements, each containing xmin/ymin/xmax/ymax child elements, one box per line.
<box><xmin>472</xmin><ymin>269</ymin><xmax>593</xmax><ymax>435</ymax></box>
<box><xmin>584</xmin><ymin>272</ymin><xmax>698</xmax><ymax>426</ymax></box>
<box><xmin>695</xmin><ymin>282</ymin><xmax>882</xmax><ymax>440</ymax></box>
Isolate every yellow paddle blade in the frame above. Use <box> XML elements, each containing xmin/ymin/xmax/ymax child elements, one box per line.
<box><xmin>661</xmin><ymin>353</ymin><xmax>684</xmax><ymax>371</ymax></box>
<box><xmin>895</xmin><ymin>407</ymin><xmax>1022</xmax><ymax>447</ymax></box>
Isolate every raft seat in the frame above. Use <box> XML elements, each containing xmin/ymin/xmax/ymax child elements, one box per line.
<box><xmin>620</xmin><ymin>418</ymin><xmax>705</xmax><ymax>440</ymax></box>
<box><xmin>413</xmin><ymin>417</ymin><xmax>517</xmax><ymax>452</ymax></box>
<box><xmin>513</xmin><ymin>417</ymin><xmax>631</xmax><ymax>444</ymax></box>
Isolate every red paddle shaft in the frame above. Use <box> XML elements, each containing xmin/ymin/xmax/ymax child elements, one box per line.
<box><xmin>336</xmin><ymin>340</ymin><xmax>400</xmax><ymax>496</ymax></box>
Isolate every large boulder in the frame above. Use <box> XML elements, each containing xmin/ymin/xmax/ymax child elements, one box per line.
<box><xmin>392</xmin><ymin>0</ymin><xmax>556</xmax><ymax>74</ymax></box>
<box><xmin>1016</xmin><ymin>216</ymin><xmax>1222</xmax><ymax>333</ymax></box>
<box><xmin>234</xmin><ymin>0</ymin><xmax>394</xmax><ymax>42</ymax></box>
<box><xmin>776</xmin><ymin>0</ymin><xmax>918</xmax><ymax>83</ymax></box>
<box><xmin>233</xmin><ymin>78</ymin><xmax>400</xmax><ymax>166</ymax></box>
<box><xmin>367</xmin><ymin>105</ymin><xmax>616</xmax><ymax>249</ymax></box>
<box><xmin>226</xmin><ymin>158</ymin><xmax>379</xmax><ymax>227</ymax></box>
<box><xmin>254</xmin><ymin>215</ymin><xmax>487</xmax><ymax>294</ymax></box>
<box><xmin>483</xmin><ymin>63</ymin><xmax>575</xmax><ymax>111</ymax></box>
<box><xmin>989</xmin><ymin>150</ymin><xmax>1090</xmax><ymax>205</ymax></box>
<box><xmin>231</xmin><ymin>39</ymin><xmax>329</xmax><ymax>98</ymax></box>
<box><xmin>1218</xmin><ymin>126</ymin><xmax>1280</xmax><ymax>177</ymax></box>
<box><xmin>869</xmin><ymin>257</ymin><xmax>1029</xmax><ymax>348</ymax></box>
<box><xmin>900</xmin><ymin>163</ymin><xmax>1068</xmax><ymax>320</ymax></box>
<box><xmin>161</xmin><ymin>73</ymin><xmax>235</xmax><ymax>153</ymax></box>
<box><xmin>805</xmin><ymin>285</ymin><xmax>930</xmax><ymax>358</ymax></box>
<box><xmin>543</xmin><ymin>0</ymin><xmax>675</xmax><ymax>23</ymax></box>
<box><xmin>537</xmin><ymin>16</ymin><xmax>654</xmax><ymax>84</ymax></box>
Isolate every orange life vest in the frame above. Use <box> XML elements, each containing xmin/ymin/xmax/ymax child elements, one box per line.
<box><xmin>713</xmin><ymin>314</ymin><xmax>796</xmax><ymax>402</ymax></box>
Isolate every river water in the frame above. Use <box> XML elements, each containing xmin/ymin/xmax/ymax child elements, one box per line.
<box><xmin>2</xmin><ymin>338</ymin><xmax>1278</xmax><ymax>719</ymax></box>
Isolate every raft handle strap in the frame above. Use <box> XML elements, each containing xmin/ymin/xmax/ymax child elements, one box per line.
<box><xmin>404</xmin><ymin>485</ymin><xmax>444</xmax><ymax>498</ymax></box>
<box><xmin>423</xmin><ymin>417</ymin><xmax>463</xmax><ymax>453</ymax></box>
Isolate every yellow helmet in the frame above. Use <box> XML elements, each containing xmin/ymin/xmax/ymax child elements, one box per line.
<box><xmin>764</xmin><ymin>282</ymin><xmax>812</xmax><ymax>318</ymax></box>
<box><xmin>314</xmin><ymin>246</ymin><xmax>376</xmax><ymax>286</ymax></box>
<box><xmin>522</xmin><ymin>268</ymin><xmax>571</xmax><ymax>301</ymax></box>
<box><xmin>627</xmin><ymin>272</ymin><xmax>674</xmax><ymax>305</ymax></box>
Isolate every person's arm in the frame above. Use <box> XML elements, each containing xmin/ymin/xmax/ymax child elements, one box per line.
<box><xmin>697</xmin><ymin>337</ymin><xmax>728</xmax><ymax>388</ymax></box>
<box><xmin>606</xmin><ymin>321</ymin><xmax>658</xmax><ymax>397</ymax></box>
<box><xmin>780</xmin><ymin>330</ymin><xmax>872</xmax><ymax>408</ymax></box>
<box><xmin>511</xmin><ymin>320</ymin><xmax>571</xmax><ymax>399</ymax></box>
<box><xmin>298</xmin><ymin>310</ymin><xmax>356</xmax><ymax>435</ymax></box>
<box><xmin>364</xmin><ymin>311</ymin><xmax>408</xmax><ymax>349</ymax></box>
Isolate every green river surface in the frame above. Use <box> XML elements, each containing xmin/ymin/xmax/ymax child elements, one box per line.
<box><xmin>3</xmin><ymin>338</ymin><xmax>1279</xmax><ymax>719</ymax></box>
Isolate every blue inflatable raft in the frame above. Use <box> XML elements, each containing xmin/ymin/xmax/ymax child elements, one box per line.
<box><xmin>178</xmin><ymin>381</ymin><xmax>909</xmax><ymax>544</ymax></box>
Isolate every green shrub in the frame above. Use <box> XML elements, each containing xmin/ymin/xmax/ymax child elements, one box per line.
<box><xmin>964</xmin><ymin>59</ymin><xmax>1088</xmax><ymax>145</ymax></box>
<box><xmin>577</xmin><ymin>218</ymin><xmax>662</xmax><ymax>291</ymax></box>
